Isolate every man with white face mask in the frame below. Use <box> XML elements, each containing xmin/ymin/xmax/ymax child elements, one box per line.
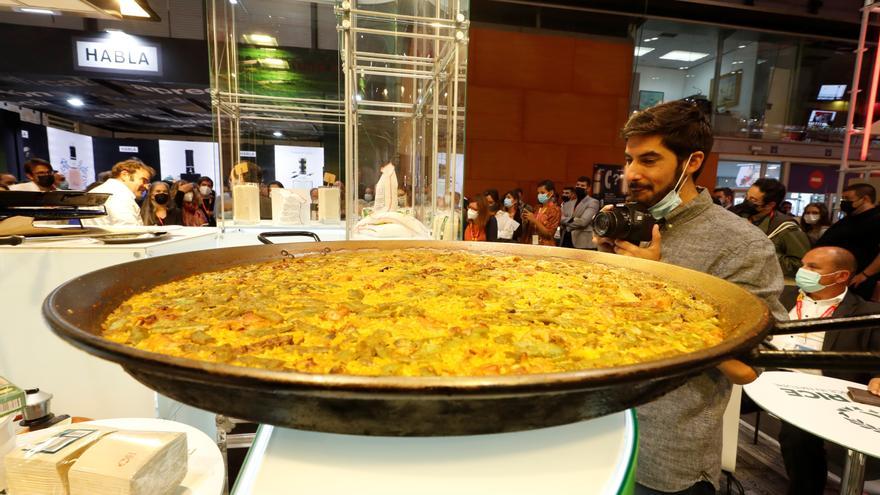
<box><xmin>773</xmin><ymin>246</ymin><xmax>880</xmax><ymax>495</ymax></box>
<box><xmin>594</xmin><ymin>100</ymin><xmax>787</xmax><ymax>495</ymax></box>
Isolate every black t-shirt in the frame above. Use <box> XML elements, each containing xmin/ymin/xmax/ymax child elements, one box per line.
<box><xmin>816</xmin><ymin>206</ymin><xmax>880</xmax><ymax>272</ymax></box>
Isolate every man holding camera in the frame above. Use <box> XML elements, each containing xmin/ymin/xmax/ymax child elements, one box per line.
<box><xmin>594</xmin><ymin>100</ymin><xmax>787</xmax><ymax>495</ymax></box>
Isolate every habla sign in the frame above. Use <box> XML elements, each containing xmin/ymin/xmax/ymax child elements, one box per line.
<box><xmin>74</xmin><ymin>38</ymin><xmax>161</xmax><ymax>75</ymax></box>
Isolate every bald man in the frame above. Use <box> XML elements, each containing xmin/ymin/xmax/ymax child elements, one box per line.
<box><xmin>774</xmin><ymin>246</ymin><xmax>880</xmax><ymax>495</ymax></box>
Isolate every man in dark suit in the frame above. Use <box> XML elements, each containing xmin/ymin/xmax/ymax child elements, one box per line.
<box><xmin>773</xmin><ymin>246</ymin><xmax>880</xmax><ymax>495</ymax></box>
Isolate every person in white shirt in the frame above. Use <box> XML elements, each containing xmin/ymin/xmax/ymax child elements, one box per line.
<box><xmin>83</xmin><ymin>159</ymin><xmax>155</xmax><ymax>226</ymax></box>
<box><xmin>9</xmin><ymin>158</ymin><xmax>56</xmax><ymax>192</ymax></box>
<box><xmin>774</xmin><ymin>246</ymin><xmax>880</xmax><ymax>495</ymax></box>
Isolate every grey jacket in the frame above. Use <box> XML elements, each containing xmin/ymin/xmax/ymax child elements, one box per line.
<box><xmin>637</xmin><ymin>189</ymin><xmax>787</xmax><ymax>492</ymax></box>
<box><xmin>564</xmin><ymin>196</ymin><xmax>600</xmax><ymax>249</ymax></box>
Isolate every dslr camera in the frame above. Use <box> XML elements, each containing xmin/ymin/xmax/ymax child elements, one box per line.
<box><xmin>593</xmin><ymin>203</ymin><xmax>656</xmax><ymax>244</ymax></box>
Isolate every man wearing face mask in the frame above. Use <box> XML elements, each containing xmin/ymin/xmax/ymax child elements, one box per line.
<box><xmin>83</xmin><ymin>160</ymin><xmax>155</xmax><ymax>226</ymax></box>
<box><xmin>734</xmin><ymin>178</ymin><xmax>811</xmax><ymax>277</ymax></box>
<box><xmin>816</xmin><ymin>183</ymin><xmax>880</xmax><ymax>301</ymax></box>
<box><xmin>560</xmin><ymin>176</ymin><xmax>600</xmax><ymax>249</ymax></box>
<box><xmin>10</xmin><ymin>158</ymin><xmax>56</xmax><ymax>192</ymax></box>
<box><xmin>594</xmin><ymin>100</ymin><xmax>786</xmax><ymax>495</ymax></box>
<box><xmin>772</xmin><ymin>246</ymin><xmax>880</xmax><ymax>495</ymax></box>
<box><xmin>196</xmin><ymin>176</ymin><xmax>217</xmax><ymax>226</ymax></box>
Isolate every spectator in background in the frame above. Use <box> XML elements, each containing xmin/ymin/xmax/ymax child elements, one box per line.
<box><xmin>738</xmin><ymin>178</ymin><xmax>811</xmax><ymax>277</ymax></box>
<box><xmin>197</xmin><ymin>176</ymin><xmax>216</xmax><ymax>226</ymax></box>
<box><xmin>496</xmin><ymin>190</ymin><xmax>523</xmax><ymax>242</ymax></box>
<box><xmin>140</xmin><ymin>181</ymin><xmax>182</xmax><ymax>226</ymax></box>
<box><xmin>712</xmin><ymin>187</ymin><xmax>733</xmax><ymax>209</ymax></box>
<box><xmin>779</xmin><ymin>200</ymin><xmax>793</xmax><ymax>215</ymax></box>
<box><xmin>83</xmin><ymin>159</ymin><xmax>154</xmax><ymax>226</ymax></box>
<box><xmin>180</xmin><ymin>187</ymin><xmax>209</xmax><ymax>226</ymax></box>
<box><xmin>85</xmin><ymin>171</ymin><xmax>112</xmax><ymax>192</ymax></box>
<box><xmin>54</xmin><ymin>172</ymin><xmax>69</xmax><ymax>190</ymax></box>
<box><xmin>0</xmin><ymin>173</ymin><xmax>15</xmax><ymax>188</ymax></box>
<box><xmin>521</xmin><ymin>179</ymin><xmax>561</xmax><ymax>246</ymax></box>
<box><xmin>464</xmin><ymin>195</ymin><xmax>497</xmax><ymax>242</ymax></box>
<box><xmin>559</xmin><ymin>186</ymin><xmax>577</xmax><ymax>228</ymax></box>
<box><xmin>483</xmin><ymin>189</ymin><xmax>500</xmax><ymax>209</ymax></box>
<box><xmin>817</xmin><ymin>183</ymin><xmax>880</xmax><ymax>301</ymax></box>
<box><xmin>561</xmin><ymin>176</ymin><xmax>601</xmax><ymax>249</ymax></box>
<box><xmin>10</xmin><ymin>158</ymin><xmax>55</xmax><ymax>192</ymax></box>
<box><xmin>773</xmin><ymin>246</ymin><xmax>880</xmax><ymax>495</ymax></box>
<box><xmin>363</xmin><ymin>187</ymin><xmax>374</xmax><ymax>203</ymax></box>
<box><xmin>799</xmin><ymin>202</ymin><xmax>831</xmax><ymax>246</ymax></box>
<box><xmin>310</xmin><ymin>188</ymin><xmax>319</xmax><ymax>203</ymax></box>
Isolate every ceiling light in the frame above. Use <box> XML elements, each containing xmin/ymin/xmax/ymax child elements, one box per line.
<box><xmin>229</xmin><ymin>0</ymin><xmax>238</xmax><ymax>3</ymax></box>
<box><xmin>119</xmin><ymin>0</ymin><xmax>152</xmax><ymax>17</ymax></box>
<box><xmin>731</xmin><ymin>60</ymin><xmax>743</xmax><ymax>65</ymax></box>
<box><xmin>659</xmin><ymin>50</ymin><xmax>709</xmax><ymax>62</ymax></box>
<box><xmin>273</xmin><ymin>131</ymin><xmax>283</xmax><ymax>137</ymax></box>
<box><xmin>15</xmin><ymin>7</ymin><xmax>57</xmax><ymax>15</ymax></box>
<box><xmin>643</xmin><ymin>37</ymin><xmax>659</xmax><ymax>42</ymax></box>
<box><xmin>679</xmin><ymin>66</ymin><xmax>689</xmax><ymax>70</ymax></box>
<box><xmin>257</xmin><ymin>58</ymin><xmax>289</xmax><ymax>69</ymax></box>
<box><xmin>650</xmin><ymin>77</ymin><xmax>660</xmax><ymax>81</ymax></box>
<box><xmin>738</xmin><ymin>44</ymin><xmax>747</xmax><ymax>49</ymax></box>
<box><xmin>67</xmin><ymin>98</ymin><xmax>85</xmax><ymax>107</ymax></box>
<box><xmin>243</xmin><ymin>33</ymin><xmax>278</xmax><ymax>46</ymax></box>
<box><xmin>634</xmin><ymin>47</ymin><xmax>655</xmax><ymax>57</ymax></box>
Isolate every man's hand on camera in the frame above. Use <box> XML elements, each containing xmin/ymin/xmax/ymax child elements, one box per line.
<box><xmin>611</xmin><ymin>224</ymin><xmax>662</xmax><ymax>261</ymax></box>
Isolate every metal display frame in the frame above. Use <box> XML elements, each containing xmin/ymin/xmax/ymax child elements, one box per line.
<box><xmin>207</xmin><ymin>0</ymin><xmax>469</xmax><ymax>239</ymax></box>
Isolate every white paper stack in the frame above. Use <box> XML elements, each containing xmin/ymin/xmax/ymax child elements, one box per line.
<box><xmin>68</xmin><ymin>430</ymin><xmax>187</xmax><ymax>495</ymax></box>
<box><xmin>318</xmin><ymin>187</ymin><xmax>341</xmax><ymax>223</ymax></box>
<box><xmin>271</xmin><ymin>188</ymin><xmax>310</xmax><ymax>226</ymax></box>
<box><xmin>232</xmin><ymin>183</ymin><xmax>261</xmax><ymax>225</ymax></box>
<box><xmin>5</xmin><ymin>426</ymin><xmax>114</xmax><ymax>495</ymax></box>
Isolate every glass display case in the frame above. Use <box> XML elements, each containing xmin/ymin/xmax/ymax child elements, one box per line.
<box><xmin>207</xmin><ymin>0</ymin><xmax>468</xmax><ymax>239</ymax></box>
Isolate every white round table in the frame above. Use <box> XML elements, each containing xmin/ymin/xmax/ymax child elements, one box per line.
<box><xmin>232</xmin><ymin>410</ymin><xmax>638</xmax><ymax>495</ymax></box>
<box><xmin>15</xmin><ymin>417</ymin><xmax>225</xmax><ymax>495</ymax></box>
<box><xmin>745</xmin><ymin>371</ymin><xmax>880</xmax><ymax>495</ymax></box>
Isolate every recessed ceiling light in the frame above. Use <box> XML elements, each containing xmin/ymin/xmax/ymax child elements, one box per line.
<box><xmin>243</xmin><ymin>33</ymin><xmax>278</xmax><ymax>46</ymax></box>
<box><xmin>738</xmin><ymin>44</ymin><xmax>747</xmax><ymax>49</ymax></box>
<box><xmin>634</xmin><ymin>47</ymin><xmax>655</xmax><ymax>57</ymax></box>
<box><xmin>679</xmin><ymin>66</ymin><xmax>689</xmax><ymax>70</ymax></box>
<box><xmin>119</xmin><ymin>0</ymin><xmax>151</xmax><ymax>17</ymax></box>
<box><xmin>731</xmin><ymin>60</ymin><xmax>744</xmax><ymax>65</ymax></box>
<box><xmin>273</xmin><ymin>131</ymin><xmax>283</xmax><ymax>137</ymax></box>
<box><xmin>659</xmin><ymin>50</ymin><xmax>709</xmax><ymax>62</ymax></box>
<box><xmin>650</xmin><ymin>77</ymin><xmax>660</xmax><ymax>80</ymax></box>
<box><xmin>67</xmin><ymin>98</ymin><xmax>85</xmax><ymax>108</ymax></box>
<box><xmin>643</xmin><ymin>37</ymin><xmax>659</xmax><ymax>43</ymax></box>
<box><xmin>229</xmin><ymin>0</ymin><xmax>238</xmax><ymax>4</ymax></box>
<box><xmin>15</xmin><ymin>7</ymin><xmax>57</xmax><ymax>15</ymax></box>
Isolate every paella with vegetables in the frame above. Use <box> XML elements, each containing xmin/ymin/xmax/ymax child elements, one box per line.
<box><xmin>102</xmin><ymin>249</ymin><xmax>725</xmax><ymax>377</ymax></box>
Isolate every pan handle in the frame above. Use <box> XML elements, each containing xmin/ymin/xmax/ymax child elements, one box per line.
<box><xmin>770</xmin><ymin>313</ymin><xmax>880</xmax><ymax>336</ymax></box>
<box><xmin>744</xmin><ymin>348</ymin><xmax>880</xmax><ymax>371</ymax></box>
<box><xmin>257</xmin><ymin>231</ymin><xmax>322</xmax><ymax>245</ymax></box>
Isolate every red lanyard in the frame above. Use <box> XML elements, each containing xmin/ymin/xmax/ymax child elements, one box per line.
<box><xmin>795</xmin><ymin>296</ymin><xmax>837</xmax><ymax>320</ymax></box>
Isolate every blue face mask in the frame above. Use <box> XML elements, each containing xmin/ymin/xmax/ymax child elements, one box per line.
<box><xmin>503</xmin><ymin>198</ymin><xmax>513</xmax><ymax>208</ymax></box>
<box><xmin>537</xmin><ymin>193</ymin><xmax>550</xmax><ymax>204</ymax></box>
<box><xmin>648</xmin><ymin>154</ymin><xmax>694</xmax><ymax>220</ymax></box>
<box><xmin>795</xmin><ymin>268</ymin><xmax>843</xmax><ymax>294</ymax></box>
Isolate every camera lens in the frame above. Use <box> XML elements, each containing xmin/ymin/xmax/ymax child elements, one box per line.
<box><xmin>593</xmin><ymin>210</ymin><xmax>618</xmax><ymax>238</ymax></box>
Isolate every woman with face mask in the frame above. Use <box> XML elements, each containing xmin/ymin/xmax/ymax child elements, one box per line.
<box><xmin>521</xmin><ymin>180</ymin><xmax>561</xmax><ymax>246</ymax></box>
<box><xmin>140</xmin><ymin>181</ymin><xmax>183</xmax><ymax>226</ymax></box>
<box><xmin>464</xmin><ymin>195</ymin><xmax>498</xmax><ymax>242</ymax></box>
<box><xmin>799</xmin><ymin>202</ymin><xmax>831</xmax><ymax>246</ymax></box>
<box><xmin>495</xmin><ymin>190</ymin><xmax>523</xmax><ymax>243</ymax></box>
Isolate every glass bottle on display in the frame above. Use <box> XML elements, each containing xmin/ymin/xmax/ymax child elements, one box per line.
<box><xmin>61</xmin><ymin>146</ymin><xmax>86</xmax><ymax>191</ymax></box>
<box><xmin>185</xmin><ymin>150</ymin><xmax>195</xmax><ymax>175</ymax></box>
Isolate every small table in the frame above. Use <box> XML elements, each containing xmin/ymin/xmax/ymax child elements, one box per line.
<box><xmin>232</xmin><ymin>410</ymin><xmax>637</xmax><ymax>495</ymax></box>
<box><xmin>745</xmin><ymin>371</ymin><xmax>880</xmax><ymax>495</ymax></box>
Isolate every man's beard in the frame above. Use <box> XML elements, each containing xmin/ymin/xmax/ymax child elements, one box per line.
<box><xmin>626</xmin><ymin>164</ymin><xmax>682</xmax><ymax>208</ymax></box>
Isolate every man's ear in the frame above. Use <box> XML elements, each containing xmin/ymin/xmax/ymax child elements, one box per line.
<box><xmin>839</xmin><ymin>270</ymin><xmax>854</xmax><ymax>284</ymax></box>
<box><xmin>687</xmin><ymin>151</ymin><xmax>705</xmax><ymax>174</ymax></box>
